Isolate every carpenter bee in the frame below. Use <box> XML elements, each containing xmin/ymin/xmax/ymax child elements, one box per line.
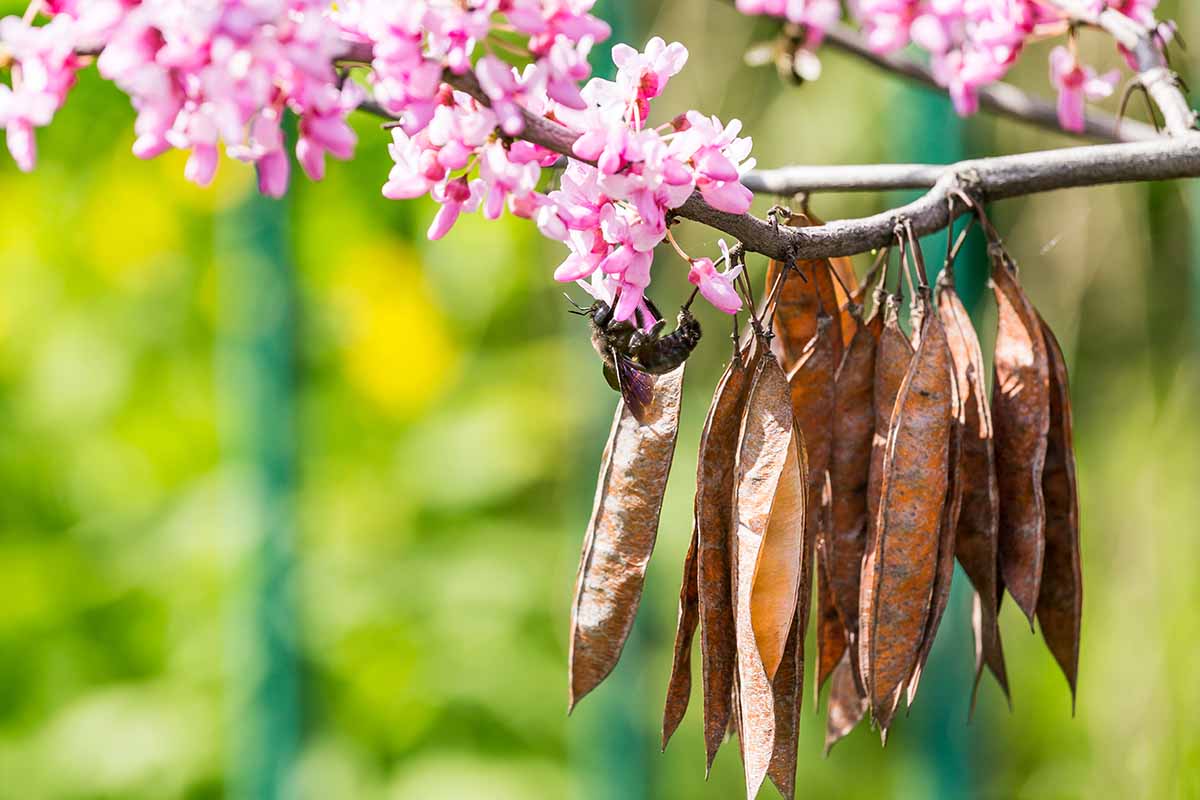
<box><xmin>568</xmin><ymin>295</ymin><xmax>702</xmax><ymax>423</ymax></box>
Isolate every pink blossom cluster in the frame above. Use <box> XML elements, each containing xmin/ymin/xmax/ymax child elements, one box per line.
<box><xmin>382</xmin><ymin>35</ymin><xmax>753</xmax><ymax>320</ymax></box>
<box><xmin>734</xmin><ymin>0</ymin><xmax>1162</xmax><ymax>133</ymax></box>
<box><xmin>2</xmin><ymin>0</ymin><xmax>361</xmax><ymax>193</ymax></box>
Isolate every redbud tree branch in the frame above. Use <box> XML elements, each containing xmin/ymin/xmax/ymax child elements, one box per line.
<box><xmin>820</xmin><ymin>22</ymin><xmax>1159</xmax><ymax>144</ymax></box>
<box><xmin>1046</xmin><ymin>0</ymin><xmax>1197</xmax><ymax>137</ymax></box>
<box><xmin>435</xmin><ymin>70</ymin><xmax>1200</xmax><ymax>262</ymax></box>
<box><xmin>343</xmin><ymin>9</ymin><xmax>1199</xmax><ymax>264</ymax></box>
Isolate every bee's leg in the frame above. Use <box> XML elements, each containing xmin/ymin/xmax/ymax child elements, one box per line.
<box><xmin>629</xmin><ymin>319</ymin><xmax>666</xmax><ymax>352</ymax></box>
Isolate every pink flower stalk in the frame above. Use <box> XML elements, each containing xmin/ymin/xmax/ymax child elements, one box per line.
<box><xmin>1049</xmin><ymin>46</ymin><xmax>1119</xmax><ymax>133</ymax></box>
<box><xmin>688</xmin><ymin>240</ymin><xmax>744</xmax><ymax>314</ymax></box>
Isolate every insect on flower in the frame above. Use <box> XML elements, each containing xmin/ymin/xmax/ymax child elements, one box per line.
<box><xmin>568</xmin><ymin>294</ymin><xmax>702</xmax><ymax>423</ymax></box>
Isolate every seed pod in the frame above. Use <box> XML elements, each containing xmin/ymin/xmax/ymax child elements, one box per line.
<box><xmin>765</xmin><ymin>214</ymin><xmax>844</xmax><ymax>370</ymax></box>
<box><xmin>858</xmin><ymin>295</ymin><xmax>914</xmax><ymax>692</ymax></box>
<box><xmin>733</xmin><ymin>353</ymin><xmax>807</xmax><ymax>800</ymax></box>
<box><xmin>824</xmin><ymin>652</ymin><xmax>867</xmax><ymax>756</ymax></box>
<box><xmin>828</xmin><ymin>308</ymin><xmax>880</xmax><ymax>638</ymax></box>
<box><xmin>816</xmin><ymin>534</ymin><xmax>847</xmax><ymax>696</ymax></box>
<box><xmin>804</xmin><ymin>208</ymin><xmax>861</xmax><ymax>348</ymax></box>
<box><xmin>905</xmin><ymin>387</ymin><xmax>962</xmax><ymax>708</ymax></box>
<box><xmin>936</xmin><ymin>273</ymin><xmax>1010</xmax><ymax>704</ymax></box>
<box><xmin>786</xmin><ymin>311</ymin><xmax>837</xmax><ymax>678</ymax></box>
<box><xmin>662</xmin><ymin>528</ymin><xmax>699</xmax><ymax>749</ymax></box>
<box><xmin>568</xmin><ymin>366</ymin><xmax>685</xmax><ymax>710</ymax></box>
<box><xmin>1035</xmin><ymin>315</ymin><xmax>1082</xmax><ymax>708</ymax></box>
<box><xmin>991</xmin><ymin>247</ymin><xmax>1050</xmax><ymax>623</ymax></box>
<box><xmin>861</xmin><ymin>302</ymin><xmax>953</xmax><ymax>732</ymax></box>
<box><xmin>695</xmin><ymin>350</ymin><xmax>756</xmax><ymax>769</ymax></box>
<box><xmin>767</xmin><ymin>526</ymin><xmax>807</xmax><ymax>800</ymax></box>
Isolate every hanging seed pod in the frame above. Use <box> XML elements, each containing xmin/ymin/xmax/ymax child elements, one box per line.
<box><xmin>824</xmin><ymin>652</ymin><xmax>868</xmax><ymax>756</ymax></box>
<box><xmin>733</xmin><ymin>351</ymin><xmax>807</xmax><ymax>800</ymax></box>
<box><xmin>905</xmin><ymin>389</ymin><xmax>961</xmax><ymax>708</ymax></box>
<box><xmin>859</xmin><ymin>292</ymin><xmax>914</xmax><ymax>692</ymax></box>
<box><xmin>695</xmin><ymin>349</ymin><xmax>758</xmax><ymax>769</ymax></box>
<box><xmin>662</xmin><ymin>529</ymin><xmax>700</xmax><ymax>749</ymax></box>
<box><xmin>990</xmin><ymin>246</ymin><xmax>1050</xmax><ymax>623</ymax></box>
<box><xmin>816</xmin><ymin>531</ymin><xmax>848</xmax><ymax>695</ymax></box>
<box><xmin>936</xmin><ymin>269</ymin><xmax>1010</xmax><ymax>705</ymax></box>
<box><xmin>1035</xmin><ymin>315</ymin><xmax>1082</xmax><ymax>708</ymax></box>
<box><xmin>765</xmin><ymin>213</ymin><xmax>844</xmax><ymax>370</ymax></box>
<box><xmin>828</xmin><ymin>304</ymin><xmax>881</xmax><ymax>641</ymax></box>
<box><xmin>767</xmin><ymin>444</ymin><xmax>810</xmax><ymax>800</ymax></box>
<box><xmin>804</xmin><ymin>208</ymin><xmax>861</xmax><ymax>348</ymax></box>
<box><xmin>861</xmin><ymin>292</ymin><xmax>953</xmax><ymax>733</ymax></box>
<box><xmin>786</xmin><ymin>311</ymin><xmax>836</xmax><ymax>678</ymax></box>
<box><xmin>569</xmin><ymin>367</ymin><xmax>685</xmax><ymax>710</ymax></box>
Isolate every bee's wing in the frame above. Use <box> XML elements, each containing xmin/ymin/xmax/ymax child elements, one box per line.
<box><xmin>612</xmin><ymin>349</ymin><xmax>654</xmax><ymax>424</ymax></box>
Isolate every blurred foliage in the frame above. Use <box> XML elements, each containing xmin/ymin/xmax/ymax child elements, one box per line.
<box><xmin>1</xmin><ymin>1</ymin><xmax>1200</xmax><ymax>798</ymax></box>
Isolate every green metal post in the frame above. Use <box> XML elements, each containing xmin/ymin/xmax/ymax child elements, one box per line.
<box><xmin>219</xmin><ymin>185</ymin><xmax>302</xmax><ymax>800</ymax></box>
<box><xmin>888</xmin><ymin>86</ymin><xmax>979</xmax><ymax>798</ymax></box>
<box><xmin>568</xmin><ymin>3</ymin><xmax>652</xmax><ymax>799</ymax></box>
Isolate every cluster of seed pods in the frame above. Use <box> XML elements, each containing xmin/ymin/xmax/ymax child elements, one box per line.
<box><xmin>567</xmin><ymin>205</ymin><xmax>1081</xmax><ymax>799</ymax></box>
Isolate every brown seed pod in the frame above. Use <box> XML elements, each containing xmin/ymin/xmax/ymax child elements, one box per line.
<box><xmin>824</xmin><ymin>652</ymin><xmax>868</xmax><ymax>757</ymax></box>
<box><xmin>786</xmin><ymin>311</ymin><xmax>837</xmax><ymax>683</ymax></box>
<box><xmin>905</xmin><ymin>383</ymin><xmax>962</xmax><ymax>708</ymax></box>
<box><xmin>935</xmin><ymin>272</ymin><xmax>1010</xmax><ymax>705</ymax></box>
<box><xmin>695</xmin><ymin>350</ymin><xmax>757</xmax><ymax>769</ymax></box>
<box><xmin>991</xmin><ymin>247</ymin><xmax>1050</xmax><ymax>623</ymax></box>
<box><xmin>861</xmin><ymin>301</ymin><xmax>953</xmax><ymax>732</ymax></box>
<box><xmin>1035</xmin><ymin>315</ymin><xmax>1082</xmax><ymax>708</ymax></box>
<box><xmin>662</xmin><ymin>528</ymin><xmax>699</xmax><ymax>749</ymax></box>
<box><xmin>816</xmin><ymin>534</ymin><xmax>848</xmax><ymax>696</ymax></box>
<box><xmin>828</xmin><ymin>308</ymin><xmax>880</xmax><ymax>638</ymax></box>
<box><xmin>568</xmin><ymin>366</ymin><xmax>685</xmax><ymax>710</ymax></box>
<box><xmin>767</xmin><ymin>552</ymin><xmax>803</xmax><ymax>800</ymax></box>
<box><xmin>804</xmin><ymin>208</ymin><xmax>861</xmax><ymax>349</ymax></box>
<box><xmin>765</xmin><ymin>213</ymin><xmax>844</xmax><ymax>370</ymax></box>
<box><xmin>858</xmin><ymin>294</ymin><xmax>914</xmax><ymax>692</ymax></box>
<box><xmin>733</xmin><ymin>352</ymin><xmax>807</xmax><ymax>800</ymax></box>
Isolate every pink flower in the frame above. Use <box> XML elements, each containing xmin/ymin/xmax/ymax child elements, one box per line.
<box><xmin>688</xmin><ymin>240</ymin><xmax>744</xmax><ymax>314</ymax></box>
<box><xmin>428</xmin><ymin>176</ymin><xmax>484</xmax><ymax>240</ymax></box>
<box><xmin>1049</xmin><ymin>46</ymin><xmax>1119</xmax><ymax>133</ymax></box>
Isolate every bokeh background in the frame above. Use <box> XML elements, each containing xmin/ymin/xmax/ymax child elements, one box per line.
<box><xmin>2</xmin><ymin>1</ymin><xmax>1199</xmax><ymax>798</ymax></box>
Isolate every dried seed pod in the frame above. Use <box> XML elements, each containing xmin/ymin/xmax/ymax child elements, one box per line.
<box><xmin>905</xmin><ymin>391</ymin><xmax>962</xmax><ymax>708</ymax></box>
<box><xmin>695</xmin><ymin>351</ymin><xmax>756</xmax><ymax>769</ymax></box>
<box><xmin>733</xmin><ymin>353</ymin><xmax>807</xmax><ymax>800</ymax></box>
<box><xmin>804</xmin><ymin>208</ymin><xmax>860</xmax><ymax>348</ymax></box>
<box><xmin>858</xmin><ymin>295</ymin><xmax>914</xmax><ymax>692</ymax></box>
<box><xmin>786</xmin><ymin>312</ymin><xmax>837</xmax><ymax>684</ymax></box>
<box><xmin>765</xmin><ymin>213</ymin><xmax>844</xmax><ymax>370</ymax></box>
<box><xmin>828</xmin><ymin>308</ymin><xmax>880</xmax><ymax>638</ymax></box>
<box><xmin>568</xmin><ymin>367</ymin><xmax>685</xmax><ymax>710</ymax></box>
<box><xmin>824</xmin><ymin>652</ymin><xmax>867</xmax><ymax>756</ymax></box>
<box><xmin>861</xmin><ymin>302</ymin><xmax>953</xmax><ymax>732</ymax></box>
<box><xmin>816</xmin><ymin>535</ymin><xmax>847</xmax><ymax>696</ymax></box>
<box><xmin>991</xmin><ymin>248</ymin><xmax>1050</xmax><ymax>623</ymax></box>
<box><xmin>936</xmin><ymin>273</ymin><xmax>1010</xmax><ymax>704</ymax></box>
<box><xmin>1035</xmin><ymin>316</ymin><xmax>1082</xmax><ymax>707</ymax></box>
<box><xmin>662</xmin><ymin>529</ymin><xmax>699</xmax><ymax>749</ymax></box>
<box><xmin>767</xmin><ymin>572</ymin><xmax>803</xmax><ymax>800</ymax></box>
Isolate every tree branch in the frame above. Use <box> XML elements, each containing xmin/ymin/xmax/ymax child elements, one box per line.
<box><xmin>1046</xmin><ymin>0</ymin><xmax>1196</xmax><ymax>136</ymax></box>
<box><xmin>433</xmin><ymin>71</ymin><xmax>1200</xmax><ymax>261</ymax></box>
<box><xmin>821</xmin><ymin>22</ymin><xmax>1159</xmax><ymax>144</ymax></box>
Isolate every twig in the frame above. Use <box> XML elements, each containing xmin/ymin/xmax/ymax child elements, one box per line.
<box><xmin>821</xmin><ymin>22</ymin><xmax>1159</xmax><ymax>143</ymax></box>
<box><xmin>1045</xmin><ymin>0</ymin><xmax>1196</xmax><ymax>136</ymax></box>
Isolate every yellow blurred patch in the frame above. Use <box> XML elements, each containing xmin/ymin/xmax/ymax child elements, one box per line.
<box><xmin>157</xmin><ymin>147</ymin><xmax>254</xmax><ymax>213</ymax></box>
<box><xmin>331</xmin><ymin>242</ymin><xmax>458</xmax><ymax>417</ymax></box>
<box><xmin>82</xmin><ymin>162</ymin><xmax>183</xmax><ymax>290</ymax></box>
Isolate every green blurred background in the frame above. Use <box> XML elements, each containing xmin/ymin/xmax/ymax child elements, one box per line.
<box><xmin>2</xmin><ymin>1</ymin><xmax>1199</xmax><ymax>798</ymax></box>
